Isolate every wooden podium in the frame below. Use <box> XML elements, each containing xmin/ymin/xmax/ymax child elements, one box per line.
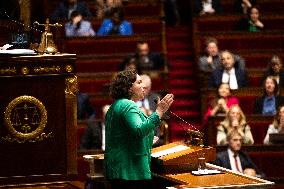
<box><xmin>152</xmin><ymin>142</ymin><xmax>274</xmax><ymax>189</ymax></box>
<box><xmin>0</xmin><ymin>54</ymin><xmax>78</xmax><ymax>187</ymax></box>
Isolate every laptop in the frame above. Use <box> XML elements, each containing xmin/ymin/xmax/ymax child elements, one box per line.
<box><xmin>269</xmin><ymin>133</ymin><xmax>284</xmax><ymax>144</ymax></box>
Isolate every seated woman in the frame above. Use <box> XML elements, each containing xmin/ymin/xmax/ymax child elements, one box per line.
<box><xmin>237</xmin><ymin>5</ymin><xmax>264</xmax><ymax>32</ymax></box>
<box><xmin>65</xmin><ymin>11</ymin><xmax>95</xmax><ymax>37</ymax></box>
<box><xmin>262</xmin><ymin>55</ymin><xmax>284</xmax><ymax>89</ymax></box>
<box><xmin>254</xmin><ymin>76</ymin><xmax>284</xmax><ymax>115</ymax></box>
<box><xmin>204</xmin><ymin>83</ymin><xmax>239</xmax><ymax>122</ymax></box>
<box><xmin>217</xmin><ymin>105</ymin><xmax>254</xmax><ymax>145</ymax></box>
<box><xmin>97</xmin><ymin>7</ymin><xmax>133</xmax><ymax>36</ymax></box>
<box><xmin>263</xmin><ymin>105</ymin><xmax>284</xmax><ymax>144</ymax></box>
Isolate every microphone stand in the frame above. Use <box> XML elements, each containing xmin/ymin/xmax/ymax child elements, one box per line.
<box><xmin>154</xmin><ymin>99</ymin><xmax>204</xmax><ymax>146</ymax></box>
<box><xmin>168</xmin><ymin>110</ymin><xmax>204</xmax><ymax>146</ymax></box>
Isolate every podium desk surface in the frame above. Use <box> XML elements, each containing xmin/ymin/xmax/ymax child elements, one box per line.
<box><xmin>162</xmin><ymin>163</ymin><xmax>274</xmax><ymax>189</ymax></box>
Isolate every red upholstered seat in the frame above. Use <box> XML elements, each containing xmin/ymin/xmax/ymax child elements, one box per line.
<box><xmin>63</xmin><ymin>34</ymin><xmax>162</xmax><ymax>55</ymax></box>
<box><xmin>249</xmin><ymin>151</ymin><xmax>284</xmax><ymax>178</ymax></box>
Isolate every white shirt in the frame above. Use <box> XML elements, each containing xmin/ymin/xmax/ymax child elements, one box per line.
<box><xmin>228</xmin><ymin>148</ymin><xmax>243</xmax><ymax>173</ymax></box>
<box><xmin>202</xmin><ymin>0</ymin><xmax>213</xmax><ymax>13</ymax></box>
<box><xmin>101</xmin><ymin>122</ymin><xmax>105</xmax><ymax>151</ymax></box>
<box><xmin>136</xmin><ymin>98</ymin><xmax>150</xmax><ymax>110</ymax></box>
<box><xmin>222</xmin><ymin>68</ymin><xmax>238</xmax><ymax>90</ymax></box>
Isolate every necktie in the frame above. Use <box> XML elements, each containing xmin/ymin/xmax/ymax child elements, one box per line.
<box><xmin>234</xmin><ymin>154</ymin><xmax>241</xmax><ymax>172</ymax></box>
<box><xmin>227</xmin><ymin>71</ymin><xmax>231</xmax><ymax>88</ymax></box>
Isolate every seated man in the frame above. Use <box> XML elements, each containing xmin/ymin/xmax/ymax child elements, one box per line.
<box><xmin>121</xmin><ymin>40</ymin><xmax>167</xmax><ymax>72</ymax></box>
<box><xmin>199</xmin><ymin>37</ymin><xmax>246</xmax><ymax>73</ymax></box>
<box><xmin>65</xmin><ymin>11</ymin><xmax>95</xmax><ymax>37</ymax></box>
<box><xmin>208</xmin><ymin>50</ymin><xmax>248</xmax><ymax>89</ymax></box>
<box><xmin>213</xmin><ymin>130</ymin><xmax>264</xmax><ymax>178</ymax></box>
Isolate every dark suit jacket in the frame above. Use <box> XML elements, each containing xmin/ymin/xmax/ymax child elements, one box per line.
<box><xmin>253</xmin><ymin>95</ymin><xmax>284</xmax><ymax>114</ymax></box>
<box><xmin>120</xmin><ymin>52</ymin><xmax>167</xmax><ymax>72</ymax></box>
<box><xmin>80</xmin><ymin>120</ymin><xmax>102</xmax><ymax>150</ymax></box>
<box><xmin>50</xmin><ymin>1</ymin><xmax>92</xmax><ymax>21</ymax></box>
<box><xmin>77</xmin><ymin>92</ymin><xmax>96</xmax><ymax>120</ymax></box>
<box><xmin>208</xmin><ymin>68</ymin><xmax>248</xmax><ymax>89</ymax></box>
<box><xmin>213</xmin><ymin>150</ymin><xmax>264</xmax><ymax>177</ymax></box>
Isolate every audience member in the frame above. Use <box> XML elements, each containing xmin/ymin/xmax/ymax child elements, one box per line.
<box><xmin>263</xmin><ymin>105</ymin><xmax>284</xmax><ymax>145</ymax></box>
<box><xmin>50</xmin><ymin>0</ymin><xmax>92</xmax><ymax>22</ymax></box>
<box><xmin>234</xmin><ymin>0</ymin><xmax>257</xmax><ymax>14</ymax></box>
<box><xmin>95</xmin><ymin>0</ymin><xmax>122</xmax><ymax>19</ymax></box>
<box><xmin>194</xmin><ymin>0</ymin><xmax>223</xmax><ymax>16</ymax></box>
<box><xmin>204</xmin><ymin>83</ymin><xmax>239</xmax><ymax>122</ymax></box>
<box><xmin>77</xmin><ymin>92</ymin><xmax>96</xmax><ymax>120</ymax></box>
<box><xmin>136</xmin><ymin>74</ymin><xmax>165</xmax><ymax>147</ymax></box>
<box><xmin>136</xmin><ymin>74</ymin><xmax>159</xmax><ymax>115</ymax></box>
<box><xmin>208</xmin><ymin>50</ymin><xmax>248</xmax><ymax>89</ymax></box>
<box><xmin>253</xmin><ymin>76</ymin><xmax>284</xmax><ymax>115</ymax></box>
<box><xmin>217</xmin><ymin>105</ymin><xmax>254</xmax><ymax>145</ymax></box>
<box><xmin>97</xmin><ymin>7</ymin><xmax>133</xmax><ymax>36</ymax></box>
<box><xmin>262</xmin><ymin>55</ymin><xmax>284</xmax><ymax>89</ymax></box>
<box><xmin>237</xmin><ymin>5</ymin><xmax>264</xmax><ymax>32</ymax></box>
<box><xmin>199</xmin><ymin>38</ymin><xmax>246</xmax><ymax>73</ymax></box>
<box><xmin>79</xmin><ymin>105</ymin><xmax>110</xmax><ymax>150</ymax></box>
<box><xmin>121</xmin><ymin>40</ymin><xmax>166</xmax><ymax>72</ymax></box>
<box><xmin>213</xmin><ymin>129</ymin><xmax>264</xmax><ymax>178</ymax></box>
<box><xmin>65</xmin><ymin>11</ymin><xmax>95</xmax><ymax>37</ymax></box>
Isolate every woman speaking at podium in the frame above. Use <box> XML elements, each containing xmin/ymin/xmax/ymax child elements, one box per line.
<box><xmin>105</xmin><ymin>70</ymin><xmax>174</xmax><ymax>189</ymax></box>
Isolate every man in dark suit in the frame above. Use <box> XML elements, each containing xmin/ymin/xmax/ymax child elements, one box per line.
<box><xmin>121</xmin><ymin>40</ymin><xmax>167</xmax><ymax>72</ymax></box>
<box><xmin>213</xmin><ymin>130</ymin><xmax>264</xmax><ymax>178</ymax></box>
<box><xmin>208</xmin><ymin>50</ymin><xmax>248</xmax><ymax>89</ymax></box>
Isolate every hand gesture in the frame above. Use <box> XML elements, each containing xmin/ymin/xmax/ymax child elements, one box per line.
<box><xmin>207</xmin><ymin>56</ymin><xmax>213</xmax><ymax>64</ymax></box>
<box><xmin>254</xmin><ymin>20</ymin><xmax>264</xmax><ymax>28</ymax></box>
<box><xmin>217</xmin><ymin>98</ymin><xmax>227</xmax><ymax>111</ymax></box>
<box><xmin>156</xmin><ymin>94</ymin><xmax>174</xmax><ymax>119</ymax></box>
<box><xmin>231</xmin><ymin>119</ymin><xmax>239</xmax><ymax>128</ymax></box>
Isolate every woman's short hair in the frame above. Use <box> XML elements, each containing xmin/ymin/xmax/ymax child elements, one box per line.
<box><xmin>110</xmin><ymin>70</ymin><xmax>137</xmax><ymax>100</ymax></box>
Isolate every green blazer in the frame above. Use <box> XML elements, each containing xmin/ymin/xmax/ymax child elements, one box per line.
<box><xmin>105</xmin><ymin>98</ymin><xmax>161</xmax><ymax>180</ymax></box>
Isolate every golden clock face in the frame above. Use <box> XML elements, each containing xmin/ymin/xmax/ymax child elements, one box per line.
<box><xmin>4</xmin><ymin>96</ymin><xmax>47</xmax><ymax>140</ymax></box>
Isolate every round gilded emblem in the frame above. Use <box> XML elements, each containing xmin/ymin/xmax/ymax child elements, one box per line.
<box><xmin>4</xmin><ymin>96</ymin><xmax>47</xmax><ymax>140</ymax></box>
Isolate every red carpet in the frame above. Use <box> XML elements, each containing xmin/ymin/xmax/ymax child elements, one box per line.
<box><xmin>166</xmin><ymin>25</ymin><xmax>201</xmax><ymax>142</ymax></box>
